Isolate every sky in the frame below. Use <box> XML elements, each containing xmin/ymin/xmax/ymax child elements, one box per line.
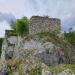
<box><xmin>0</xmin><ymin>0</ymin><xmax>75</xmax><ymax>37</ymax></box>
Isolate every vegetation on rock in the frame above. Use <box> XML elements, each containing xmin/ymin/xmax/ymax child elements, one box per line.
<box><xmin>28</xmin><ymin>65</ymin><xmax>42</xmax><ymax>75</ymax></box>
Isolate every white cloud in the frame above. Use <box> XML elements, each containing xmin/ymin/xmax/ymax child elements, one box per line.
<box><xmin>0</xmin><ymin>21</ymin><xmax>10</xmax><ymax>37</ymax></box>
<box><xmin>0</xmin><ymin>0</ymin><xmax>25</xmax><ymax>18</ymax></box>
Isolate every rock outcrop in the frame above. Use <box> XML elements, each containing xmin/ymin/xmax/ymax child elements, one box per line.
<box><xmin>1</xmin><ymin>34</ymin><xmax>68</xmax><ymax>74</ymax></box>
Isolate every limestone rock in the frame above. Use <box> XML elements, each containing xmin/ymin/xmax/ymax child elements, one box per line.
<box><xmin>1</xmin><ymin>34</ymin><xmax>74</xmax><ymax>74</ymax></box>
<box><xmin>58</xmin><ymin>69</ymin><xmax>75</xmax><ymax>75</ymax></box>
<box><xmin>42</xmin><ymin>70</ymin><xmax>52</xmax><ymax>75</ymax></box>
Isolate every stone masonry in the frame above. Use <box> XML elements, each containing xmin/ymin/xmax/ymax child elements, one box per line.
<box><xmin>29</xmin><ymin>16</ymin><xmax>61</xmax><ymax>34</ymax></box>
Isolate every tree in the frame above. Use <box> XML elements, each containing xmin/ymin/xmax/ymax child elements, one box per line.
<box><xmin>16</xmin><ymin>17</ymin><xmax>29</xmax><ymax>36</ymax></box>
<box><xmin>64</xmin><ymin>28</ymin><xmax>75</xmax><ymax>48</ymax></box>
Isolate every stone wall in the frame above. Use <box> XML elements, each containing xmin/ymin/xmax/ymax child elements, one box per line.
<box><xmin>29</xmin><ymin>16</ymin><xmax>61</xmax><ymax>34</ymax></box>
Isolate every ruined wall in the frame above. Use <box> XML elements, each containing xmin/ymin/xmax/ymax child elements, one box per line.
<box><xmin>29</xmin><ymin>16</ymin><xmax>61</xmax><ymax>34</ymax></box>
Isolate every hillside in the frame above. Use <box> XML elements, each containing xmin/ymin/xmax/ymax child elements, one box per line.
<box><xmin>0</xmin><ymin>32</ymin><xmax>75</xmax><ymax>75</ymax></box>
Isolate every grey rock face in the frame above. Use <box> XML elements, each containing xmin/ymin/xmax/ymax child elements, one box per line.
<box><xmin>1</xmin><ymin>36</ymin><xmax>67</xmax><ymax>74</ymax></box>
<box><xmin>1</xmin><ymin>36</ymin><xmax>17</xmax><ymax>61</ymax></box>
<box><xmin>36</xmin><ymin>42</ymin><xmax>66</xmax><ymax>66</ymax></box>
<box><xmin>15</xmin><ymin>38</ymin><xmax>66</xmax><ymax>66</ymax></box>
<box><xmin>1</xmin><ymin>36</ymin><xmax>66</xmax><ymax>66</ymax></box>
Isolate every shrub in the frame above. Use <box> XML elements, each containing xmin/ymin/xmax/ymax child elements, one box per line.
<box><xmin>16</xmin><ymin>17</ymin><xmax>29</xmax><ymax>36</ymax></box>
<box><xmin>28</xmin><ymin>65</ymin><xmax>42</xmax><ymax>75</ymax></box>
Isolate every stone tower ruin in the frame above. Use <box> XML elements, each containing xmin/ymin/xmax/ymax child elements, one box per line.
<box><xmin>29</xmin><ymin>16</ymin><xmax>61</xmax><ymax>34</ymax></box>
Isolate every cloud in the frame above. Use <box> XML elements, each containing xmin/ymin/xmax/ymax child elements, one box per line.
<box><xmin>0</xmin><ymin>21</ymin><xmax>10</xmax><ymax>37</ymax></box>
<box><xmin>0</xmin><ymin>12</ymin><xmax>16</xmax><ymax>23</ymax></box>
<box><xmin>62</xmin><ymin>16</ymin><xmax>75</xmax><ymax>31</ymax></box>
<box><xmin>0</xmin><ymin>12</ymin><xmax>16</xmax><ymax>37</ymax></box>
<box><xmin>0</xmin><ymin>0</ymin><xmax>26</xmax><ymax>18</ymax></box>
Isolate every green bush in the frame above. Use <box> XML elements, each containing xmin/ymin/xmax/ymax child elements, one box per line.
<box><xmin>16</xmin><ymin>17</ymin><xmax>29</xmax><ymax>36</ymax></box>
<box><xmin>29</xmin><ymin>65</ymin><xmax>42</xmax><ymax>75</ymax></box>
